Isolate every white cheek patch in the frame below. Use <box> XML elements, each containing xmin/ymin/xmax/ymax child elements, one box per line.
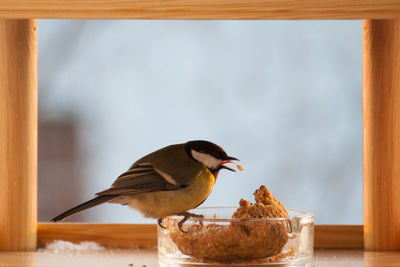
<box><xmin>191</xmin><ymin>150</ymin><xmax>222</xmax><ymax>169</ymax></box>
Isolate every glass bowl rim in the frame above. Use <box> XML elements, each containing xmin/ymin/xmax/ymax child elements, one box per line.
<box><xmin>166</xmin><ymin>206</ymin><xmax>314</xmax><ymax>223</ymax></box>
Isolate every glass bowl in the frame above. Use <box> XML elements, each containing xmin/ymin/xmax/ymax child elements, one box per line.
<box><xmin>158</xmin><ymin>207</ymin><xmax>314</xmax><ymax>267</ymax></box>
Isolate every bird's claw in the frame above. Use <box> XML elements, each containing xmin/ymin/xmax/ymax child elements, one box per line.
<box><xmin>177</xmin><ymin>212</ymin><xmax>204</xmax><ymax>233</ymax></box>
<box><xmin>158</xmin><ymin>218</ymin><xmax>167</xmax><ymax>229</ymax></box>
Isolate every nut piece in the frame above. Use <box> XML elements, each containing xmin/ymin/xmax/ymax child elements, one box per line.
<box><xmin>237</xmin><ymin>164</ymin><xmax>244</xmax><ymax>171</ymax></box>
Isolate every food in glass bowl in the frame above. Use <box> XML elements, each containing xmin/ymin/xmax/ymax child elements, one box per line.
<box><xmin>158</xmin><ymin>185</ymin><xmax>314</xmax><ymax>266</ymax></box>
<box><xmin>169</xmin><ymin>186</ymin><xmax>290</xmax><ymax>262</ymax></box>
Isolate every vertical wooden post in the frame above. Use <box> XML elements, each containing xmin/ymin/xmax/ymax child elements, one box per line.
<box><xmin>363</xmin><ymin>20</ymin><xmax>400</xmax><ymax>251</ymax></box>
<box><xmin>0</xmin><ymin>19</ymin><xmax>37</xmax><ymax>251</ymax></box>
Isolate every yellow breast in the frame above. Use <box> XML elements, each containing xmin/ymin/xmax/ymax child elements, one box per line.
<box><xmin>125</xmin><ymin>168</ymin><xmax>216</xmax><ymax>218</ymax></box>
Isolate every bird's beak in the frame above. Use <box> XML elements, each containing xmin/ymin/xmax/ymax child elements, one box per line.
<box><xmin>221</xmin><ymin>164</ymin><xmax>236</xmax><ymax>172</ymax></box>
<box><xmin>221</xmin><ymin>156</ymin><xmax>240</xmax><ymax>172</ymax></box>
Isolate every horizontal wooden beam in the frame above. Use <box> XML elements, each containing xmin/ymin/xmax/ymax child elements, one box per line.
<box><xmin>37</xmin><ymin>223</ymin><xmax>363</xmax><ymax>249</ymax></box>
<box><xmin>0</xmin><ymin>0</ymin><xmax>399</xmax><ymax>20</ymax></box>
<box><xmin>37</xmin><ymin>223</ymin><xmax>157</xmax><ymax>249</ymax></box>
<box><xmin>314</xmin><ymin>225</ymin><xmax>363</xmax><ymax>249</ymax></box>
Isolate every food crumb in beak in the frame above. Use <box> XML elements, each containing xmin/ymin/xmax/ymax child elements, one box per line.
<box><xmin>237</xmin><ymin>164</ymin><xmax>244</xmax><ymax>171</ymax></box>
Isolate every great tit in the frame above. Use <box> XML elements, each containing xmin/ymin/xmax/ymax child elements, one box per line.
<box><xmin>51</xmin><ymin>140</ymin><xmax>240</xmax><ymax>230</ymax></box>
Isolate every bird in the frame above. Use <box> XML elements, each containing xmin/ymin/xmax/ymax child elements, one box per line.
<box><xmin>51</xmin><ymin>140</ymin><xmax>241</xmax><ymax>231</ymax></box>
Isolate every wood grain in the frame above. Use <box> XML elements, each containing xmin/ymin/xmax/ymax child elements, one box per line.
<box><xmin>2</xmin><ymin>249</ymin><xmax>400</xmax><ymax>267</ymax></box>
<box><xmin>37</xmin><ymin>224</ymin><xmax>157</xmax><ymax>249</ymax></box>
<box><xmin>363</xmin><ymin>20</ymin><xmax>400</xmax><ymax>251</ymax></box>
<box><xmin>37</xmin><ymin>223</ymin><xmax>362</xmax><ymax>249</ymax></box>
<box><xmin>314</xmin><ymin>225</ymin><xmax>363</xmax><ymax>249</ymax></box>
<box><xmin>0</xmin><ymin>0</ymin><xmax>399</xmax><ymax>20</ymax></box>
<box><xmin>0</xmin><ymin>19</ymin><xmax>37</xmax><ymax>251</ymax></box>
<box><xmin>365</xmin><ymin>251</ymin><xmax>400</xmax><ymax>267</ymax></box>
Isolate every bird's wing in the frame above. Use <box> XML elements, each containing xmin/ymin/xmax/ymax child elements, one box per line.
<box><xmin>130</xmin><ymin>144</ymin><xmax>204</xmax><ymax>187</ymax></box>
<box><xmin>95</xmin><ymin>163</ymin><xmax>181</xmax><ymax>196</ymax></box>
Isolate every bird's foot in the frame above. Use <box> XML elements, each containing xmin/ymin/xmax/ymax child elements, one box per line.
<box><xmin>158</xmin><ymin>218</ymin><xmax>167</xmax><ymax>229</ymax></box>
<box><xmin>177</xmin><ymin>211</ymin><xmax>204</xmax><ymax>233</ymax></box>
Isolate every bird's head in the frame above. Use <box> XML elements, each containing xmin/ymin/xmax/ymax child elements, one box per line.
<box><xmin>185</xmin><ymin>140</ymin><xmax>240</xmax><ymax>173</ymax></box>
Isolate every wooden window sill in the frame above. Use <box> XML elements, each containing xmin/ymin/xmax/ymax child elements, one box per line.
<box><xmin>37</xmin><ymin>223</ymin><xmax>364</xmax><ymax>249</ymax></box>
<box><xmin>1</xmin><ymin>249</ymin><xmax>400</xmax><ymax>267</ymax></box>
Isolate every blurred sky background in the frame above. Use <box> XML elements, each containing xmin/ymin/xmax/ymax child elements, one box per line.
<box><xmin>37</xmin><ymin>20</ymin><xmax>363</xmax><ymax>224</ymax></box>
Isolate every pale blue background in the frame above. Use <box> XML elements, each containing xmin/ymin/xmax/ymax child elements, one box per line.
<box><xmin>38</xmin><ymin>20</ymin><xmax>363</xmax><ymax>224</ymax></box>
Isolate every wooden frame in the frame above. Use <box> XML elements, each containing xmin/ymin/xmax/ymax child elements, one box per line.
<box><xmin>0</xmin><ymin>19</ymin><xmax>37</xmax><ymax>251</ymax></box>
<box><xmin>0</xmin><ymin>0</ymin><xmax>400</xmax><ymax>20</ymax></box>
<box><xmin>37</xmin><ymin>224</ymin><xmax>364</xmax><ymax>249</ymax></box>
<box><xmin>1</xmin><ymin>1</ymin><xmax>400</xmax><ymax>252</ymax></box>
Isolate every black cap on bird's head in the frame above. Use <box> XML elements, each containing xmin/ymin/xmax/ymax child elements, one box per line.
<box><xmin>185</xmin><ymin>140</ymin><xmax>239</xmax><ymax>172</ymax></box>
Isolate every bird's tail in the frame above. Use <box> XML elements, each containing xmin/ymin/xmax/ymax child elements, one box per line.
<box><xmin>51</xmin><ymin>195</ymin><xmax>117</xmax><ymax>222</ymax></box>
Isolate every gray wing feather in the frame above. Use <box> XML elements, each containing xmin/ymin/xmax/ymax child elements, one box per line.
<box><xmin>96</xmin><ymin>163</ymin><xmax>179</xmax><ymax>196</ymax></box>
